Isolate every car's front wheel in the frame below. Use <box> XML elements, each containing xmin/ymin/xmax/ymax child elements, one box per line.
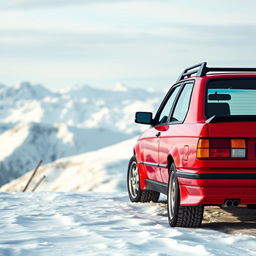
<box><xmin>167</xmin><ymin>163</ymin><xmax>204</xmax><ymax>227</ymax></box>
<box><xmin>127</xmin><ymin>156</ymin><xmax>159</xmax><ymax>203</ymax></box>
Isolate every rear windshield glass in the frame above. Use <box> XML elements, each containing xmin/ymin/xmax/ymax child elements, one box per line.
<box><xmin>205</xmin><ymin>78</ymin><xmax>256</xmax><ymax>118</ymax></box>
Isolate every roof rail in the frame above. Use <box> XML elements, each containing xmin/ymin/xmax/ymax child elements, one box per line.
<box><xmin>177</xmin><ymin>62</ymin><xmax>256</xmax><ymax>82</ymax></box>
<box><xmin>177</xmin><ymin>62</ymin><xmax>207</xmax><ymax>82</ymax></box>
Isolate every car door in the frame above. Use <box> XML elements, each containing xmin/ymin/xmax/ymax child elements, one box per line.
<box><xmin>141</xmin><ymin>84</ymin><xmax>182</xmax><ymax>182</ymax></box>
<box><xmin>158</xmin><ymin>82</ymin><xmax>194</xmax><ymax>183</ymax></box>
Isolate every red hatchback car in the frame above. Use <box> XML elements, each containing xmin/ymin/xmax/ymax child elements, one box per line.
<box><xmin>127</xmin><ymin>62</ymin><xmax>256</xmax><ymax>227</ymax></box>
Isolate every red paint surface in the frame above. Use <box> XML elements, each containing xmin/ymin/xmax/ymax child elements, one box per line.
<box><xmin>134</xmin><ymin>73</ymin><xmax>256</xmax><ymax>206</ymax></box>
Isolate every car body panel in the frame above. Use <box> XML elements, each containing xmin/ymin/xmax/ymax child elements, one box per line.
<box><xmin>179</xmin><ymin>177</ymin><xmax>256</xmax><ymax>205</ymax></box>
<box><xmin>158</xmin><ymin>123</ymin><xmax>208</xmax><ymax>182</ymax></box>
<box><xmin>133</xmin><ymin>71</ymin><xmax>256</xmax><ymax>206</ymax></box>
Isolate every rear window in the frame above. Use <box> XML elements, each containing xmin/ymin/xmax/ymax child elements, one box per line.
<box><xmin>205</xmin><ymin>78</ymin><xmax>256</xmax><ymax>118</ymax></box>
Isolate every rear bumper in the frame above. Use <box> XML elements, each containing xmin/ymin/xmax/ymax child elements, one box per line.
<box><xmin>177</xmin><ymin>170</ymin><xmax>256</xmax><ymax>206</ymax></box>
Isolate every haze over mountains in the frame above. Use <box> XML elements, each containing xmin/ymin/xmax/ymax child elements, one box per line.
<box><xmin>0</xmin><ymin>82</ymin><xmax>162</xmax><ymax>186</ymax></box>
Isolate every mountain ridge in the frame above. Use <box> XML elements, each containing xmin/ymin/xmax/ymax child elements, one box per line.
<box><xmin>0</xmin><ymin>82</ymin><xmax>162</xmax><ymax>185</ymax></box>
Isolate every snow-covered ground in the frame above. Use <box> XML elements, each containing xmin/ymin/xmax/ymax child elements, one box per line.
<box><xmin>1</xmin><ymin>82</ymin><xmax>256</xmax><ymax>255</ymax></box>
<box><xmin>2</xmin><ymin>137</ymin><xmax>256</xmax><ymax>255</ymax></box>
<box><xmin>1</xmin><ymin>192</ymin><xmax>256</xmax><ymax>256</ymax></box>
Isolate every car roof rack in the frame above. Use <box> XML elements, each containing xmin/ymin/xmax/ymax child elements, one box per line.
<box><xmin>177</xmin><ymin>62</ymin><xmax>256</xmax><ymax>82</ymax></box>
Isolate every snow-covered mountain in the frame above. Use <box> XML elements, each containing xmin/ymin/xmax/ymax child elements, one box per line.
<box><xmin>0</xmin><ymin>82</ymin><xmax>162</xmax><ymax>185</ymax></box>
<box><xmin>0</xmin><ymin>82</ymin><xmax>161</xmax><ymax>134</ymax></box>
<box><xmin>0</xmin><ymin>123</ymin><xmax>132</xmax><ymax>186</ymax></box>
<box><xmin>1</xmin><ymin>137</ymin><xmax>136</xmax><ymax>192</ymax></box>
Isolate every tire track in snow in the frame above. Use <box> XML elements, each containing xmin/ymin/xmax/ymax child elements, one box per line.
<box><xmin>0</xmin><ymin>192</ymin><xmax>255</xmax><ymax>255</ymax></box>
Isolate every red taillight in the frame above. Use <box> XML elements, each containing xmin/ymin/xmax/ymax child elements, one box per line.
<box><xmin>209</xmin><ymin>148</ymin><xmax>230</xmax><ymax>158</ymax></box>
<box><xmin>197</xmin><ymin>138</ymin><xmax>246</xmax><ymax>159</ymax></box>
<box><xmin>209</xmin><ymin>139</ymin><xmax>231</xmax><ymax>158</ymax></box>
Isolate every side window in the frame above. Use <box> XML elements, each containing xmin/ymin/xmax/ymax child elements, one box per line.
<box><xmin>157</xmin><ymin>86</ymin><xmax>180</xmax><ymax>124</ymax></box>
<box><xmin>171</xmin><ymin>83</ymin><xmax>193</xmax><ymax>123</ymax></box>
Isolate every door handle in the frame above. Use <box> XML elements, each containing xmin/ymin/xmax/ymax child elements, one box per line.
<box><xmin>156</xmin><ymin>131</ymin><xmax>161</xmax><ymax>137</ymax></box>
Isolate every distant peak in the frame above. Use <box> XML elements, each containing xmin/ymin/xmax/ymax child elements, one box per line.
<box><xmin>14</xmin><ymin>81</ymin><xmax>47</xmax><ymax>91</ymax></box>
<box><xmin>15</xmin><ymin>81</ymin><xmax>32</xmax><ymax>89</ymax></box>
<box><xmin>112</xmin><ymin>83</ymin><xmax>128</xmax><ymax>92</ymax></box>
<box><xmin>72</xmin><ymin>84</ymin><xmax>91</xmax><ymax>91</ymax></box>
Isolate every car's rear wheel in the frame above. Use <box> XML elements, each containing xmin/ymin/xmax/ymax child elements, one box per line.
<box><xmin>167</xmin><ymin>163</ymin><xmax>204</xmax><ymax>227</ymax></box>
<box><xmin>127</xmin><ymin>156</ymin><xmax>160</xmax><ymax>203</ymax></box>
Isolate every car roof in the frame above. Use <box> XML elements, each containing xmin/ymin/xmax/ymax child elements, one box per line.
<box><xmin>177</xmin><ymin>62</ymin><xmax>256</xmax><ymax>82</ymax></box>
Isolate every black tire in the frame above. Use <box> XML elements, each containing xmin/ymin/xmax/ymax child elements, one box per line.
<box><xmin>127</xmin><ymin>156</ymin><xmax>160</xmax><ymax>203</ymax></box>
<box><xmin>167</xmin><ymin>163</ymin><xmax>204</xmax><ymax>227</ymax></box>
<box><xmin>247</xmin><ymin>204</ymin><xmax>256</xmax><ymax>209</ymax></box>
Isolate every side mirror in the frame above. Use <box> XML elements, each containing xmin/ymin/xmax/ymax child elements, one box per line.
<box><xmin>135</xmin><ymin>112</ymin><xmax>153</xmax><ymax>125</ymax></box>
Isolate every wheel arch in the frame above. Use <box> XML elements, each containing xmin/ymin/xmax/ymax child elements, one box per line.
<box><xmin>167</xmin><ymin>155</ymin><xmax>174</xmax><ymax>174</ymax></box>
<box><xmin>167</xmin><ymin>146</ymin><xmax>181</xmax><ymax>174</ymax></box>
<box><xmin>133</xmin><ymin>142</ymin><xmax>147</xmax><ymax>190</ymax></box>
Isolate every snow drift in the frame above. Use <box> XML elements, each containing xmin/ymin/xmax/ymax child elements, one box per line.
<box><xmin>1</xmin><ymin>192</ymin><xmax>256</xmax><ymax>256</ymax></box>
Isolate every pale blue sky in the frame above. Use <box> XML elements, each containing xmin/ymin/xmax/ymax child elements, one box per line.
<box><xmin>1</xmin><ymin>0</ymin><xmax>256</xmax><ymax>90</ymax></box>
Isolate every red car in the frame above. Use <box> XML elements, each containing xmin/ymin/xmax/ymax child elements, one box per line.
<box><xmin>127</xmin><ymin>62</ymin><xmax>256</xmax><ymax>227</ymax></box>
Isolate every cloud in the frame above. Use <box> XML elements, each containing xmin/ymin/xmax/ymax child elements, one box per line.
<box><xmin>1</xmin><ymin>22</ymin><xmax>255</xmax><ymax>72</ymax></box>
<box><xmin>0</xmin><ymin>0</ymin><xmax>141</xmax><ymax>10</ymax></box>
<box><xmin>1</xmin><ymin>0</ymin><xmax>256</xmax><ymax>91</ymax></box>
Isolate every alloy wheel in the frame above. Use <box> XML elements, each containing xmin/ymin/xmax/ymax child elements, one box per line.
<box><xmin>168</xmin><ymin>174</ymin><xmax>177</xmax><ymax>220</ymax></box>
<box><xmin>129</xmin><ymin>161</ymin><xmax>139</xmax><ymax>198</ymax></box>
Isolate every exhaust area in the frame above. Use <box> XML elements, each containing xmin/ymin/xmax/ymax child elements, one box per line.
<box><xmin>223</xmin><ymin>199</ymin><xmax>240</xmax><ymax>207</ymax></box>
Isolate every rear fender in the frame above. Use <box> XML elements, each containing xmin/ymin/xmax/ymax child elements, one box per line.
<box><xmin>168</xmin><ymin>146</ymin><xmax>181</xmax><ymax>172</ymax></box>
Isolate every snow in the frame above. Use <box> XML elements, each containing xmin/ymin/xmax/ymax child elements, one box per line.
<box><xmin>3</xmin><ymin>100</ymin><xmax>44</xmax><ymax>124</ymax></box>
<box><xmin>55</xmin><ymin>124</ymin><xmax>74</xmax><ymax>144</ymax></box>
<box><xmin>0</xmin><ymin>124</ymin><xmax>29</xmax><ymax>161</ymax></box>
<box><xmin>1</xmin><ymin>137</ymin><xmax>137</xmax><ymax>192</ymax></box>
<box><xmin>0</xmin><ymin>83</ymin><xmax>161</xmax><ymax>134</ymax></box>
<box><xmin>0</xmin><ymin>122</ymin><xmax>131</xmax><ymax>186</ymax></box>
<box><xmin>112</xmin><ymin>83</ymin><xmax>128</xmax><ymax>92</ymax></box>
<box><xmin>1</xmin><ymin>136</ymin><xmax>256</xmax><ymax>255</ymax></box>
<box><xmin>1</xmin><ymin>192</ymin><xmax>256</xmax><ymax>256</ymax></box>
<box><xmin>0</xmin><ymin>82</ymin><xmax>162</xmax><ymax>185</ymax></box>
<box><xmin>1</xmin><ymin>82</ymin><xmax>255</xmax><ymax>255</ymax></box>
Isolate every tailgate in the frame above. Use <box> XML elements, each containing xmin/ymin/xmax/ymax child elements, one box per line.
<box><xmin>206</xmin><ymin>121</ymin><xmax>256</xmax><ymax>167</ymax></box>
